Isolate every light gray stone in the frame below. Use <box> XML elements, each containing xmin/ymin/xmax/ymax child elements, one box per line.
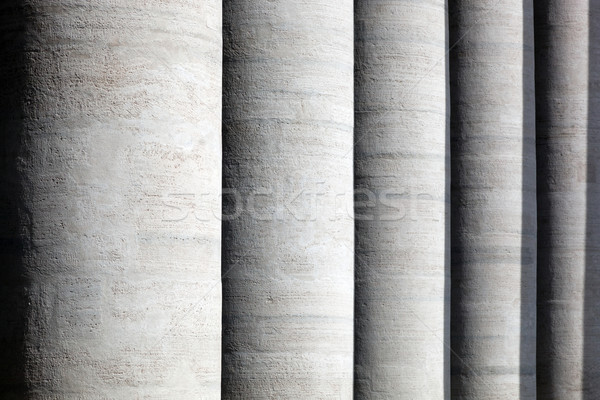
<box><xmin>354</xmin><ymin>1</ymin><xmax>449</xmax><ymax>398</ymax></box>
<box><xmin>449</xmin><ymin>0</ymin><xmax>537</xmax><ymax>398</ymax></box>
<box><xmin>221</xmin><ymin>0</ymin><xmax>355</xmax><ymax>398</ymax></box>
<box><xmin>0</xmin><ymin>1</ymin><xmax>222</xmax><ymax>398</ymax></box>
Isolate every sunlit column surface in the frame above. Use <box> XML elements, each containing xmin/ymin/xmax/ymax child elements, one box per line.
<box><xmin>0</xmin><ymin>1</ymin><xmax>222</xmax><ymax>397</ymax></box>
<box><xmin>221</xmin><ymin>0</ymin><xmax>354</xmax><ymax>398</ymax></box>
<box><xmin>354</xmin><ymin>1</ymin><xmax>449</xmax><ymax>398</ymax></box>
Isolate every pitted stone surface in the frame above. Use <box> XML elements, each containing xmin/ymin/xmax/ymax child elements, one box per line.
<box><xmin>449</xmin><ymin>1</ymin><xmax>537</xmax><ymax>398</ymax></box>
<box><xmin>221</xmin><ymin>0</ymin><xmax>354</xmax><ymax>398</ymax></box>
<box><xmin>354</xmin><ymin>1</ymin><xmax>449</xmax><ymax>398</ymax></box>
<box><xmin>0</xmin><ymin>1</ymin><xmax>222</xmax><ymax>398</ymax></box>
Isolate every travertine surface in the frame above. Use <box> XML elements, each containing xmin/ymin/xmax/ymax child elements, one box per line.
<box><xmin>354</xmin><ymin>1</ymin><xmax>449</xmax><ymax>398</ymax></box>
<box><xmin>536</xmin><ymin>1</ymin><xmax>600</xmax><ymax>398</ymax></box>
<box><xmin>449</xmin><ymin>0</ymin><xmax>537</xmax><ymax>398</ymax></box>
<box><xmin>221</xmin><ymin>0</ymin><xmax>354</xmax><ymax>398</ymax></box>
<box><xmin>0</xmin><ymin>1</ymin><xmax>222</xmax><ymax>398</ymax></box>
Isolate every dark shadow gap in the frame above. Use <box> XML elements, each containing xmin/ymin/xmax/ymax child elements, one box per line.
<box><xmin>220</xmin><ymin>0</ymin><xmax>233</xmax><ymax>393</ymax></box>
<box><xmin>0</xmin><ymin>2</ymin><xmax>29</xmax><ymax>398</ymax></box>
<box><xmin>533</xmin><ymin>2</ymin><xmax>551</xmax><ymax>396</ymax></box>
<box><xmin>352</xmin><ymin>0</ymin><xmax>360</xmax><ymax>395</ymax></box>
<box><xmin>444</xmin><ymin>1</ymin><xmax>451</xmax><ymax>397</ymax></box>
<box><xmin>448</xmin><ymin>1</ymin><xmax>462</xmax><ymax>396</ymax></box>
<box><xmin>583</xmin><ymin>2</ymin><xmax>600</xmax><ymax>398</ymax></box>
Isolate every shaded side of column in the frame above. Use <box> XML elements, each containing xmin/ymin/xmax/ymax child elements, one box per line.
<box><xmin>354</xmin><ymin>1</ymin><xmax>449</xmax><ymax>398</ymax></box>
<box><xmin>0</xmin><ymin>2</ymin><xmax>28</xmax><ymax>396</ymax></box>
<box><xmin>534</xmin><ymin>1</ymin><xmax>589</xmax><ymax>398</ymax></box>
<box><xmin>584</xmin><ymin>2</ymin><xmax>600</xmax><ymax>399</ymax></box>
<box><xmin>449</xmin><ymin>0</ymin><xmax>536</xmax><ymax>398</ymax></box>
<box><xmin>221</xmin><ymin>0</ymin><xmax>354</xmax><ymax>398</ymax></box>
<box><xmin>0</xmin><ymin>1</ymin><xmax>222</xmax><ymax>398</ymax></box>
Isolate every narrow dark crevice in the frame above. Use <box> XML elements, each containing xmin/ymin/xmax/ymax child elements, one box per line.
<box><xmin>583</xmin><ymin>2</ymin><xmax>600</xmax><ymax>398</ymax></box>
<box><xmin>0</xmin><ymin>2</ymin><xmax>30</xmax><ymax>398</ymax></box>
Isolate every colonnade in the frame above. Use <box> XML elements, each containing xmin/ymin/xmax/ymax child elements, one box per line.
<box><xmin>0</xmin><ymin>1</ymin><xmax>598</xmax><ymax>398</ymax></box>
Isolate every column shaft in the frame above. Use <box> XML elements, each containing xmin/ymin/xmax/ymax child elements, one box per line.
<box><xmin>535</xmin><ymin>1</ymin><xmax>600</xmax><ymax>398</ymax></box>
<box><xmin>449</xmin><ymin>0</ymin><xmax>537</xmax><ymax>398</ymax></box>
<box><xmin>0</xmin><ymin>1</ymin><xmax>222</xmax><ymax>397</ymax></box>
<box><xmin>221</xmin><ymin>0</ymin><xmax>354</xmax><ymax>398</ymax></box>
<box><xmin>354</xmin><ymin>1</ymin><xmax>449</xmax><ymax>398</ymax></box>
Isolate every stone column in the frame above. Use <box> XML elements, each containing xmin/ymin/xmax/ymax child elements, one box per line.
<box><xmin>0</xmin><ymin>1</ymin><xmax>222</xmax><ymax>398</ymax></box>
<box><xmin>449</xmin><ymin>0</ymin><xmax>536</xmax><ymax>398</ymax></box>
<box><xmin>221</xmin><ymin>0</ymin><xmax>354</xmax><ymax>398</ymax></box>
<box><xmin>354</xmin><ymin>1</ymin><xmax>449</xmax><ymax>398</ymax></box>
<box><xmin>535</xmin><ymin>1</ymin><xmax>600</xmax><ymax>398</ymax></box>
